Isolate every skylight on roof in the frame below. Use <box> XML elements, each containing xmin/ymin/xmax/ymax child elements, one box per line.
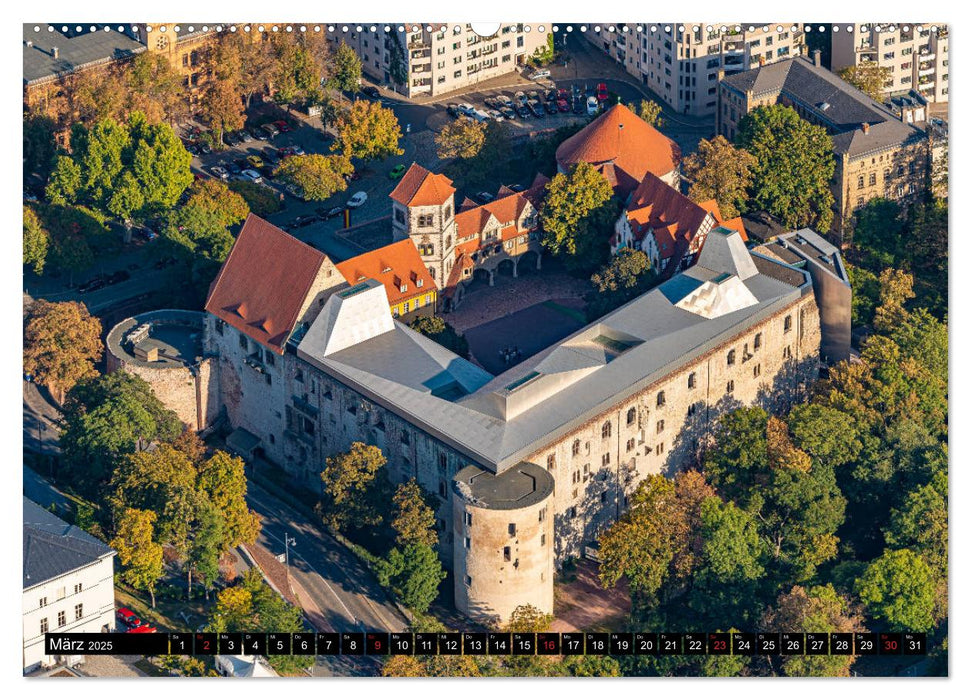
<box><xmin>338</xmin><ymin>282</ymin><xmax>371</xmax><ymax>299</ymax></box>
<box><xmin>712</xmin><ymin>272</ymin><xmax>733</xmax><ymax>284</ymax></box>
<box><xmin>591</xmin><ymin>334</ymin><xmax>634</xmax><ymax>355</ymax></box>
<box><xmin>504</xmin><ymin>371</ymin><xmax>540</xmax><ymax>392</ymax></box>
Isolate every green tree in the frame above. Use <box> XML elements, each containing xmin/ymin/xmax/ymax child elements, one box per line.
<box><xmin>849</xmin><ymin>198</ymin><xmax>905</xmax><ymax>267</ymax></box>
<box><xmin>760</xmin><ymin>584</ymin><xmax>865</xmax><ymax>676</ymax></box>
<box><xmin>110</xmin><ymin>445</ymin><xmax>199</xmax><ymax>555</ymax></box>
<box><xmin>838</xmin><ymin>63</ymin><xmax>893</xmax><ymax>101</ymax></box>
<box><xmin>24</xmin><ymin>112</ymin><xmax>58</xmax><ymax>181</ymax></box>
<box><xmin>60</xmin><ymin>372</ymin><xmax>182</xmax><ymax>485</ymax></box>
<box><xmin>166</xmin><ymin>179</ymin><xmax>250</xmax><ymax>262</ymax></box>
<box><xmin>319</xmin><ymin>442</ymin><xmax>391</xmax><ymax>531</ymax></box>
<box><xmin>45</xmin><ymin>155</ymin><xmax>82</xmax><ymax>205</ymax></box>
<box><xmin>386</xmin><ymin>34</ymin><xmax>408</xmax><ymax>87</ymax></box>
<box><xmin>23</xmin><ymin>300</ymin><xmax>102</xmax><ymax>403</ymax></box>
<box><xmin>736</xmin><ymin>104</ymin><xmax>835</xmax><ymax>231</ymax></box>
<box><xmin>435</xmin><ymin>117</ymin><xmax>487</xmax><ymax>160</ymax></box>
<box><xmin>125</xmin><ymin>52</ymin><xmax>189</xmax><ymax>124</ymax></box>
<box><xmin>329</xmin><ymin>41</ymin><xmax>363</xmax><ymax>95</ymax></box>
<box><xmin>196</xmin><ymin>451</ymin><xmax>262</xmax><ymax>554</ymax></box>
<box><xmin>681</xmin><ymin>136</ymin><xmax>757</xmax><ymax>219</ymax></box>
<box><xmin>408</xmin><ymin>315</ymin><xmax>469</xmax><ymax>358</ymax></box>
<box><xmin>188</xmin><ymin>500</ymin><xmax>225</xmax><ymax>599</ymax></box>
<box><xmin>201</xmin><ymin>77</ymin><xmax>246</xmax><ymax>146</ymax></box>
<box><xmin>23</xmin><ymin>206</ymin><xmax>50</xmax><ymax>274</ymax></box>
<box><xmin>274</xmin><ymin>154</ymin><xmax>352</xmax><ymax>201</ymax></box>
<box><xmin>845</xmin><ymin>263</ymin><xmax>881</xmax><ymax>326</ymax></box>
<box><xmin>635</xmin><ymin>99</ymin><xmax>664</xmax><ymax>128</ymax></box>
<box><xmin>228</xmin><ymin>181</ymin><xmax>283</xmax><ymax>217</ymax></box>
<box><xmin>586</xmin><ymin>248</ymin><xmax>656</xmax><ymax>320</ymax></box>
<box><xmin>376</xmin><ymin>542</ymin><xmax>446</xmax><ymax>613</ymax></box>
<box><xmin>856</xmin><ymin>549</ymin><xmax>936</xmax><ymax>632</ymax></box>
<box><xmin>391</xmin><ymin>480</ymin><xmax>438</xmax><ymax>548</ymax></box>
<box><xmin>334</xmin><ymin>100</ymin><xmax>403</xmax><ymax>161</ymax></box>
<box><xmin>107</xmin><ymin>171</ymin><xmax>146</xmax><ymax>242</ymax></box>
<box><xmin>111</xmin><ymin>508</ymin><xmax>165</xmax><ymax>607</ymax></box>
<box><xmin>540</xmin><ymin>161</ymin><xmax>617</xmax><ymax>272</ymax></box>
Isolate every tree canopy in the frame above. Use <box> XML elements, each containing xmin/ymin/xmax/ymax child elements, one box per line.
<box><xmin>274</xmin><ymin>154</ymin><xmax>352</xmax><ymax>201</ymax></box>
<box><xmin>586</xmin><ymin>248</ymin><xmax>656</xmax><ymax>320</ymax></box>
<box><xmin>319</xmin><ymin>442</ymin><xmax>392</xmax><ymax>531</ymax></box>
<box><xmin>334</xmin><ymin>100</ymin><xmax>403</xmax><ymax>161</ymax></box>
<box><xmin>23</xmin><ymin>300</ymin><xmax>102</xmax><ymax>401</ymax></box>
<box><xmin>540</xmin><ymin>162</ymin><xmax>617</xmax><ymax>273</ymax></box>
<box><xmin>681</xmin><ymin>136</ymin><xmax>757</xmax><ymax>220</ymax></box>
<box><xmin>165</xmin><ymin>179</ymin><xmax>250</xmax><ymax>262</ymax></box>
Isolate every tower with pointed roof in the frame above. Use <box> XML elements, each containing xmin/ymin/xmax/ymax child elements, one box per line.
<box><xmin>389</xmin><ymin>163</ymin><xmax>458</xmax><ymax>292</ymax></box>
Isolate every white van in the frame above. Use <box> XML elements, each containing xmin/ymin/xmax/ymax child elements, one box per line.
<box><xmin>469</xmin><ymin>109</ymin><xmax>491</xmax><ymax>122</ymax></box>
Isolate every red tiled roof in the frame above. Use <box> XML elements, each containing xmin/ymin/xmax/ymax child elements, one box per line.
<box><xmin>335</xmin><ymin>239</ymin><xmax>437</xmax><ymax>306</ymax></box>
<box><xmin>556</xmin><ymin>104</ymin><xmax>680</xmax><ymax>195</ymax></box>
<box><xmin>697</xmin><ymin>199</ymin><xmax>748</xmax><ymax>241</ymax></box>
<box><xmin>389</xmin><ymin>163</ymin><xmax>455</xmax><ymax>207</ymax></box>
<box><xmin>624</xmin><ymin>173</ymin><xmax>711</xmax><ymax>247</ymax></box>
<box><xmin>205</xmin><ymin>215</ymin><xmax>327</xmax><ymax>354</ymax></box>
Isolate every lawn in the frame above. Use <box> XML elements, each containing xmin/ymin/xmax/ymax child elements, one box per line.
<box><xmin>115</xmin><ymin>581</ymin><xmax>213</xmax><ymax>634</ymax></box>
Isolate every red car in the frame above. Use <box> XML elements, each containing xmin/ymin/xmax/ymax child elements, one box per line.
<box><xmin>128</xmin><ymin>623</ymin><xmax>158</xmax><ymax>633</ymax></box>
<box><xmin>597</xmin><ymin>82</ymin><xmax>609</xmax><ymax>103</ymax></box>
<box><xmin>116</xmin><ymin>607</ymin><xmax>141</xmax><ymax>629</ymax></box>
<box><xmin>273</xmin><ymin>120</ymin><xmax>292</xmax><ymax>133</ymax></box>
<box><xmin>556</xmin><ymin>89</ymin><xmax>570</xmax><ymax>112</ymax></box>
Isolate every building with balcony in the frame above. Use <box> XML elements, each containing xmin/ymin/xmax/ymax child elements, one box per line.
<box><xmin>831</xmin><ymin>23</ymin><xmax>948</xmax><ymax>105</ymax></box>
<box><xmin>338</xmin><ymin>23</ymin><xmax>548</xmax><ymax>97</ymax></box>
<box><xmin>718</xmin><ymin>54</ymin><xmax>930</xmax><ymax>235</ymax></box>
<box><xmin>584</xmin><ymin>23</ymin><xmax>806</xmax><ymax>117</ymax></box>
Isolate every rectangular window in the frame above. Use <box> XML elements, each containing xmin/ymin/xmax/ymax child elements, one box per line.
<box><xmin>264</xmin><ymin>352</ymin><xmax>275</xmax><ymax>367</ymax></box>
<box><xmin>727</xmin><ymin>380</ymin><xmax>735</xmax><ymax>394</ymax></box>
<box><xmin>75</xmin><ymin>603</ymin><xmax>83</xmax><ymax>620</ymax></box>
<box><xmin>657</xmin><ymin>443</ymin><xmax>665</xmax><ymax>454</ymax></box>
<box><xmin>465</xmin><ymin>537</ymin><xmax>471</xmax><ymax>549</ymax></box>
<box><xmin>464</xmin><ymin>512</ymin><xmax>472</xmax><ymax>526</ymax></box>
<box><xmin>602</xmin><ymin>453</ymin><xmax>611</xmax><ymax>466</ymax></box>
<box><xmin>657</xmin><ymin>420</ymin><xmax>665</xmax><ymax>433</ymax></box>
<box><xmin>39</xmin><ymin>597</ymin><xmax>47</xmax><ymax>608</ymax></box>
<box><xmin>687</xmin><ymin>403</ymin><xmax>697</xmax><ymax>417</ymax></box>
<box><xmin>57</xmin><ymin>611</ymin><xmax>66</xmax><ymax>627</ymax></box>
<box><xmin>239</xmin><ymin>333</ymin><xmax>248</xmax><ymax>350</ymax></box>
<box><xmin>784</xmin><ymin>315</ymin><xmax>792</xmax><ymax>333</ymax></box>
<box><xmin>40</xmin><ymin>618</ymin><xmax>48</xmax><ymax>634</ymax></box>
<box><xmin>538</xmin><ymin>507</ymin><xmax>546</xmax><ymax>523</ymax></box>
<box><xmin>503</xmin><ymin>546</ymin><xmax>511</xmax><ymax>561</ymax></box>
<box><xmin>753</xmin><ymin>364</ymin><xmax>761</xmax><ymax>378</ymax></box>
<box><xmin>508</xmin><ymin>523</ymin><xmax>517</xmax><ymax>537</ymax></box>
<box><xmin>464</xmin><ymin>575</ymin><xmax>472</xmax><ymax>586</ymax></box>
<box><xmin>540</xmin><ymin>533</ymin><xmax>546</xmax><ymax>546</ymax></box>
<box><xmin>439</xmin><ymin>480</ymin><xmax>446</xmax><ymax>498</ymax></box>
<box><xmin>688</xmin><ymin>372</ymin><xmax>696</xmax><ymax>389</ymax></box>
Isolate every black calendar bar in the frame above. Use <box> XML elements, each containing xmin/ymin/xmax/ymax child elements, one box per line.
<box><xmin>43</xmin><ymin>631</ymin><xmax>929</xmax><ymax>657</ymax></box>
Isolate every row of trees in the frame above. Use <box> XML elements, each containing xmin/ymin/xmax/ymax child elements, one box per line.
<box><xmin>595</xmin><ymin>270</ymin><xmax>947</xmax><ymax>676</ymax></box>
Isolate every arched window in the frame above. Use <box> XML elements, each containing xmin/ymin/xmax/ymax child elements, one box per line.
<box><xmin>602</xmin><ymin>421</ymin><xmax>612</xmax><ymax>439</ymax></box>
<box><xmin>727</xmin><ymin>349</ymin><xmax>736</xmax><ymax>366</ymax></box>
<box><xmin>688</xmin><ymin>372</ymin><xmax>696</xmax><ymax>389</ymax></box>
<box><xmin>626</xmin><ymin>407</ymin><xmax>637</xmax><ymax>425</ymax></box>
<box><xmin>657</xmin><ymin>391</ymin><xmax>666</xmax><ymax>407</ymax></box>
<box><xmin>754</xmin><ymin>332</ymin><xmax>762</xmax><ymax>350</ymax></box>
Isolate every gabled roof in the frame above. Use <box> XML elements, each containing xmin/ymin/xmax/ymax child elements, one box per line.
<box><xmin>625</xmin><ymin>173</ymin><xmax>711</xmax><ymax>247</ymax></box>
<box><xmin>335</xmin><ymin>239</ymin><xmax>438</xmax><ymax>306</ymax></box>
<box><xmin>389</xmin><ymin>163</ymin><xmax>455</xmax><ymax>207</ymax></box>
<box><xmin>453</xmin><ymin>189</ymin><xmax>536</xmax><ymax>250</ymax></box>
<box><xmin>556</xmin><ymin>104</ymin><xmax>681</xmax><ymax>193</ymax></box>
<box><xmin>24</xmin><ymin>497</ymin><xmax>113</xmax><ymax>589</ymax></box>
<box><xmin>205</xmin><ymin>215</ymin><xmax>328</xmax><ymax>354</ymax></box>
<box><xmin>23</xmin><ymin>24</ymin><xmax>146</xmax><ymax>85</ymax></box>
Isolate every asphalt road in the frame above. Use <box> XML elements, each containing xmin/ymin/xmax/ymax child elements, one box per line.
<box><xmin>23</xmin><ymin>380</ymin><xmax>61</xmax><ymax>456</ymax></box>
<box><xmin>244</xmin><ymin>478</ymin><xmax>407</xmax><ymax>634</ymax></box>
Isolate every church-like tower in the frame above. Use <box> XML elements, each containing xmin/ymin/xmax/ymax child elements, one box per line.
<box><xmin>389</xmin><ymin>163</ymin><xmax>458</xmax><ymax>292</ymax></box>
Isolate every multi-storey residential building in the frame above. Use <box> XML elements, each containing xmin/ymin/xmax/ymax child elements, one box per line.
<box><xmin>184</xmin><ymin>221</ymin><xmax>844</xmax><ymax>624</ymax></box>
<box><xmin>584</xmin><ymin>23</ymin><xmax>806</xmax><ymax>117</ymax></box>
<box><xmin>23</xmin><ymin>498</ymin><xmax>116</xmax><ymax>672</ymax></box>
<box><xmin>718</xmin><ymin>54</ymin><xmax>929</xmax><ymax>235</ymax></box>
<box><xmin>831</xmin><ymin>23</ymin><xmax>948</xmax><ymax>105</ymax></box>
<box><xmin>612</xmin><ymin>171</ymin><xmax>747</xmax><ymax>274</ymax></box>
<box><xmin>340</xmin><ymin>23</ymin><xmax>547</xmax><ymax>97</ymax></box>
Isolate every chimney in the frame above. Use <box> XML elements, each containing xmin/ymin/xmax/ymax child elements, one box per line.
<box><xmin>51</xmin><ymin>46</ymin><xmax>59</xmax><ymax>59</ymax></box>
<box><xmin>861</xmin><ymin>122</ymin><xmax>870</xmax><ymax>134</ymax></box>
<box><xmin>812</xmin><ymin>49</ymin><xmax>821</xmax><ymax>67</ymax></box>
<box><xmin>26</xmin><ymin>40</ymin><xmax>33</xmax><ymax>48</ymax></box>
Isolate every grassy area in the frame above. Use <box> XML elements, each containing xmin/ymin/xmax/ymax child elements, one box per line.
<box><xmin>115</xmin><ymin>581</ymin><xmax>213</xmax><ymax>633</ymax></box>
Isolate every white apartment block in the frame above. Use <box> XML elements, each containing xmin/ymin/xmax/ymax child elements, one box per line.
<box><xmin>585</xmin><ymin>23</ymin><xmax>806</xmax><ymax>117</ymax></box>
<box><xmin>339</xmin><ymin>23</ymin><xmax>549</xmax><ymax>97</ymax></box>
<box><xmin>831</xmin><ymin>23</ymin><xmax>948</xmax><ymax>105</ymax></box>
<box><xmin>23</xmin><ymin>498</ymin><xmax>116</xmax><ymax>672</ymax></box>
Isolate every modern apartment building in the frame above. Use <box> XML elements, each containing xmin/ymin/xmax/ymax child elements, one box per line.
<box><xmin>831</xmin><ymin>23</ymin><xmax>948</xmax><ymax>105</ymax></box>
<box><xmin>340</xmin><ymin>23</ymin><xmax>548</xmax><ymax>97</ymax></box>
<box><xmin>584</xmin><ymin>23</ymin><xmax>806</xmax><ymax>116</ymax></box>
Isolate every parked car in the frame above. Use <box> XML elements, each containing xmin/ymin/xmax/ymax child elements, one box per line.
<box><xmin>488</xmin><ymin>110</ymin><xmax>504</xmax><ymax>121</ymax></box>
<box><xmin>500</xmin><ymin>107</ymin><xmax>516</xmax><ymax>120</ymax></box>
<box><xmin>597</xmin><ymin>82</ymin><xmax>609</xmax><ymax>103</ymax></box>
<box><xmin>361</xmin><ymin>85</ymin><xmax>381</xmax><ymax>98</ymax></box>
<box><xmin>556</xmin><ymin>89</ymin><xmax>570</xmax><ymax>112</ymax></box>
<box><xmin>261</xmin><ymin>123</ymin><xmax>280</xmax><ymax>138</ymax></box>
<box><xmin>223</xmin><ymin>131</ymin><xmax>241</xmax><ymax>147</ymax></box>
<box><xmin>209</xmin><ymin>165</ymin><xmax>229</xmax><ymax>180</ymax></box>
<box><xmin>128</xmin><ymin>623</ymin><xmax>157</xmax><ymax>633</ymax></box>
<box><xmin>587</xmin><ymin>96</ymin><xmax>600</xmax><ymax>115</ymax></box>
<box><xmin>514</xmin><ymin>91</ymin><xmax>527</xmax><ymax>105</ymax></box>
<box><xmin>573</xmin><ymin>99</ymin><xmax>586</xmax><ymax>115</ymax></box>
<box><xmin>528</xmin><ymin>101</ymin><xmax>544</xmax><ymax>118</ymax></box>
<box><xmin>78</xmin><ymin>277</ymin><xmax>106</xmax><ymax>294</ymax></box>
<box><xmin>544</xmin><ymin>101</ymin><xmax>558</xmax><ymax>116</ymax></box>
<box><xmin>389</xmin><ymin>164</ymin><xmax>406</xmax><ymax>180</ymax></box>
<box><xmin>198</xmin><ymin>141</ymin><xmax>212</xmax><ymax>154</ymax></box>
<box><xmin>239</xmin><ymin>169</ymin><xmax>263</xmax><ymax>183</ymax></box>
<box><xmin>273</xmin><ymin>120</ymin><xmax>292</xmax><ymax>133</ymax></box>
<box><xmin>116</xmin><ymin>607</ymin><xmax>142</xmax><ymax>629</ymax></box>
<box><xmin>510</xmin><ymin>184</ymin><xmax>525</xmax><ymax>192</ymax></box>
<box><xmin>290</xmin><ymin>214</ymin><xmax>320</xmax><ymax>228</ymax></box>
<box><xmin>516</xmin><ymin>105</ymin><xmax>530</xmax><ymax>119</ymax></box>
<box><xmin>446</xmin><ymin>103</ymin><xmax>461</xmax><ymax>118</ymax></box>
<box><xmin>347</xmin><ymin>191</ymin><xmax>368</xmax><ymax>208</ymax></box>
<box><xmin>224</xmin><ymin>161</ymin><xmax>242</xmax><ymax>176</ymax></box>
<box><xmin>246</xmin><ymin>154</ymin><xmax>265</xmax><ymax>169</ymax></box>
<box><xmin>526</xmin><ymin>90</ymin><xmax>541</xmax><ymax>102</ymax></box>
<box><xmin>237</xmin><ymin>130</ymin><xmax>253</xmax><ymax>143</ymax></box>
<box><xmin>317</xmin><ymin>205</ymin><xmax>344</xmax><ymax>220</ymax></box>
<box><xmin>530</xmin><ymin>68</ymin><xmax>551</xmax><ymax>80</ymax></box>
<box><xmin>250</xmin><ymin>128</ymin><xmax>269</xmax><ymax>141</ymax></box>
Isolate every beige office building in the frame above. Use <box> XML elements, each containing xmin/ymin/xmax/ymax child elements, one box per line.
<box><xmin>831</xmin><ymin>23</ymin><xmax>948</xmax><ymax>105</ymax></box>
<box><xmin>584</xmin><ymin>23</ymin><xmax>806</xmax><ymax>116</ymax></box>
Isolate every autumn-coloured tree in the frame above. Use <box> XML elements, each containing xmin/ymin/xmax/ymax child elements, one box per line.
<box><xmin>391</xmin><ymin>479</ymin><xmax>438</xmax><ymax>548</ymax></box>
<box><xmin>319</xmin><ymin>442</ymin><xmax>391</xmax><ymax>531</ymax></box>
<box><xmin>334</xmin><ymin>100</ymin><xmax>403</xmax><ymax>161</ymax></box>
<box><xmin>587</xmin><ymin>248</ymin><xmax>656</xmax><ymax>320</ymax></box>
<box><xmin>274</xmin><ymin>154</ymin><xmax>352</xmax><ymax>201</ymax></box>
<box><xmin>111</xmin><ymin>508</ymin><xmax>165</xmax><ymax>607</ymax></box>
<box><xmin>838</xmin><ymin>63</ymin><xmax>893</xmax><ymax>101</ymax></box>
<box><xmin>681</xmin><ymin>136</ymin><xmax>757</xmax><ymax>220</ymax></box>
<box><xmin>504</xmin><ymin>604</ymin><xmax>554</xmax><ymax>632</ymax></box>
<box><xmin>196</xmin><ymin>451</ymin><xmax>261</xmax><ymax>554</ymax></box>
<box><xmin>166</xmin><ymin>179</ymin><xmax>250</xmax><ymax>262</ymax></box>
<box><xmin>23</xmin><ymin>205</ymin><xmax>50</xmax><ymax>274</ymax></box>
<box><xmin>435</xmin><ymin>116</ymin><xmax>487</xmax><ymax>160</ymax></box>
<box><xmin>635</xmin><ymin>99</ymin><xmax>663</xmax><ymax>127</ymax></box>
<box><xmin>23</xmin><ymin>300</ymin><xmax>102</xmax><ymax>403</ymax></box>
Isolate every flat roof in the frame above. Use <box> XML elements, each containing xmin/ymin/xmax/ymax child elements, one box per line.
<box><xmin>106</xmin><ymin>310</ymin><xmax>205</xmax><ymax>369</ymax></box>
<box><xmin>454</xmin><ymin>463</ymin><xmax>554</xmax><ymax>511</ymax></box>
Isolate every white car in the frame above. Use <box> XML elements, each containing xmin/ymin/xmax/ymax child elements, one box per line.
<box><xmin>586</xmin><ymin>96</ymin><xmax>600</xmax><ymax>116</ymax></box>
<box><xmin>239</xmin><ymin>169</ymin><xmax>263</xmax><ymax>184</ymax></box>
<box><xmin>209</xmin><ymin>165</ymin><xmax>229</xmax><ymax>180</ymax></box>
<box><xmin>347</xmin><ymin>191</ymin><xmax>368</xmax><ymax>208</ymax></box>
<box><xmin>487</xmin><ymin>110</ymin><xmax>504</xmax><ymax>121</ymax></box>
<box><xmin>456</xmin><ymin>103</ymin><xmax>475</xmax><ymax>116</ymax></box>
<box><xmin>530</xmin><ymin>68</ymin><xmax>551</xmax><ymax>80</ymax></box>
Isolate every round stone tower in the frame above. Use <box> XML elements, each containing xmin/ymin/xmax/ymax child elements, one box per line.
<box><xmin>452</xmin><ymin>462</ymin><xmax>555</xmax><ymax>626</ymax></box>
